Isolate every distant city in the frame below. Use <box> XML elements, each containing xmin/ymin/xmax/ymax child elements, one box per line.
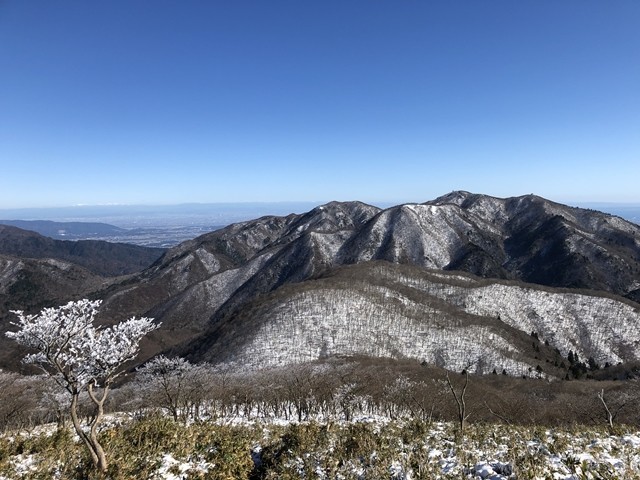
<box><xmin>0</xmin><ymin>201</ymin><xmax>638</xmax><ymax>248</ymax></box>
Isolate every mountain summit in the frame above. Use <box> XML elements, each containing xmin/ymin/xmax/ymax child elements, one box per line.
<box><xmin>90</xmin><ymin>192</ymin><xmax>640</xmax><ymax>375</ymax></box>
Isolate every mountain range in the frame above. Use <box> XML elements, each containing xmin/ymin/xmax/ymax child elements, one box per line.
<box><xmin>2</xmin><ymin>192</ymin><xmax>640</xmax><ymax>377</ymax></box>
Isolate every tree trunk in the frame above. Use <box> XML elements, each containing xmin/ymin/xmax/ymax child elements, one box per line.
<box><xmin>446</xmin><ymin>371</ymin><xmax>469</xmax><ymax>439</ymax></box>
<box><xmin>70</xmin><ymin>391</ymin><xmax>104</xmax><ymax>470</ymax></box>
<box><xmin>87</xmin><ymin>383</ymin><xmax>110</xmax><ymax>472</ymax></box>
<box><xmin>598</xmin><ymin>389</ymin><xmax>614</xmax><ymax>430</ymax></box>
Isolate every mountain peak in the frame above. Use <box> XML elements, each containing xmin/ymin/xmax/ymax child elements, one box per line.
<box><xmin>431</xmin><ymin>191</ymin><xmax>551</xmax><ymax>206</ymax></box>
<box><xmin>429</xmin><ymin>190</ymin><xmax>476</xmax><ymax>206</ymax></box>
<box><xmin>312</xmin><ymin>200</ymin><xmax>381</xmax><ymax>214</ymax></box>
<box><xmin>292</xmin><ymin>201</ymin><xmax>381</xmax><ymax>234</ymax></box>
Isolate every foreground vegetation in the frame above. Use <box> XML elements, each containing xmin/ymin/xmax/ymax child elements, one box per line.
<box><xmin>1</xmin><ymin>414</ymin><xmax>639</xmax><ymax>479</ymax></box>
<box><xmin>2</xmin><ymin>354</ymin><xmax>639</xmax><ymax>478</ymax></box>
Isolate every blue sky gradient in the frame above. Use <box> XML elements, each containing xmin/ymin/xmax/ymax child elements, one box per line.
<box><xmin>1</xmin><ymin>1</ymin><xmax>638</xmax><ymax>208</ymax></box>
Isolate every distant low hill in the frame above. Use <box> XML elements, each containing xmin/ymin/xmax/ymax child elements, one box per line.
<box><xmin>0</xmin><ymin>219</ymin><xmax>227</xmax><ymax>248</ymax></box>
<box><xmin>0</xmin><ymin>219</ymin><xmax>127</xmax><ymax>240</ymax></box>
<box><xmin>0</xmin><ymin>225</ymin><xmax>165</xmax><ymax>277</ymax></box>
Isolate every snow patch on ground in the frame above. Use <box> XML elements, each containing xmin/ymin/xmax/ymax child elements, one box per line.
<box><xmin>153</xmin><ymin>453</ymin><xmax>211</xmax><ymax>480</ymax></box>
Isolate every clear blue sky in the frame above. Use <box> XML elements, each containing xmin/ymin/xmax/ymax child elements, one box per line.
<box><xmin>1</xmin><ymin>1</ymin><xmax>638</xmax><ymax>208</ymax></box>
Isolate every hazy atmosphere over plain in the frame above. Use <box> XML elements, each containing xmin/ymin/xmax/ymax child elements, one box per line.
<box><xmin>1</xmin><ymin>1</ymin><xmax>638</xmax><ymax>209</ymax></box>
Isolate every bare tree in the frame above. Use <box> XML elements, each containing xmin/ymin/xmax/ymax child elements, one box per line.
<box><xmin>137</xmin><ymin>355</ymin><xmax>210</xmax><ymax>423</ymax></box>
<box><xmin>0</xmin><ymin>370</ymin><xmax>42</xmax><ymax>431</ymax></box>
<box><xmin>281</xmin><ymin>364</ymin><xmax>318</xmax><ymax>422</ymax></box>
<box><xmin>446</xmin><ymin>370</ymin><xmax>471</xmax><ymax>438</ymax></box>
<box><xmin>597</xmin><ymin>388</ymin><xmax>630</xmax><ymax>430</ymax></box>
<box><xmin>6</xmin><ymin>299</ymin><xmax>158</xmax><ymax>472</ymax></box>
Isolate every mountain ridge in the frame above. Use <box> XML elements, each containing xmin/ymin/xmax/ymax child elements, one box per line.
<box><xmin>2</xmin><ymin>192</ymin><xmax>639</xmax><ymax>376</ymax></box>
<box><xmin>0</xmin><ymin>219</ymin><xmax>127</xmax><ymax>239</ymax></box>
<box><xmin>90</xmin><ymin>192</ymin><xmax>640</xmax><ymax>375</ymax></box>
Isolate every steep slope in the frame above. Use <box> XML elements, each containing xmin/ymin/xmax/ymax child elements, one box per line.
<box><xmin>336</xmin><ymin>192</ymin><xmax>640</xmax><ymax>299</ymax></box>
<box><xmin>99</xmin><ymin>202</ymin><xmax>381</xmax><ymax>350</ymax></box>
<box><xmin>338</xmin><ymin>202</ymin><xmax>508</xmax><ymax>277</ymax></box>
<box><xmin>430</xmin><ymin>191</ymin><xmax>640</xmax><ymax>296</ymax></box>
<box><xmin>0</xmin><ymin>225</ymin><xmax>165</xmax><ymax>276</ymax></box>
<box><xmin>185</xmin><ymin>262</ymin><xmax>640</xmax><ymax>376</ymax></box>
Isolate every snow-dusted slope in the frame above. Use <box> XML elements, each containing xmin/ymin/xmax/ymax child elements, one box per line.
<box><xmin>99</xmin><ymin>201</ymin><xmax>382</xmax><ymax>349</ymax></box>
<box><xmin>193</xmin><ymin>262</ymin><xmax>640</xmax><ymax>376</ymax></box>
<box><xmin>339</xmin><ymin>202</ymin><xmax>507</xmax><ymax>276</ymax></box>
<box><xmin>371</xmin><ymin>264</ymin><xmax>640</xmax><ymax>366</ymax></box>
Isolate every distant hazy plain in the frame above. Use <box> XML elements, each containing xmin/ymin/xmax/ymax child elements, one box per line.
<box><xmin>0</xmin><ymin>201</ymin><xmax>638</xmax><ymax>248</ymax></box>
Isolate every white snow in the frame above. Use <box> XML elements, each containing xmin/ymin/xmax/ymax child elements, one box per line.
<box><xmin>153</xmin><ymin>453</ymin><xmax>211</xmax><ymax>480</ymax></box>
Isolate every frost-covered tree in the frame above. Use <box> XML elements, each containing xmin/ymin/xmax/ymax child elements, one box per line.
<box><xmin>6</xmin><ymin>299</ymin><xmax>158</xmax><ymax>472</ymax></box>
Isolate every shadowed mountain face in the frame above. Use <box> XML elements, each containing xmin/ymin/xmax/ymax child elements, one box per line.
<box><xmin>0</xmin><ymin>254</ymin><xmax>114</xmax><ymax>371</ymax></box>
<box><xmin>2</xmin><ymin>193</ymin><xmax>640</xmax><ymax>374</ymax></box>
<box><xmin>431</xmin><ymin>192</ymin><xmax>640</xmax><ymax>296</ymax></box>
<box><xmin>0</xmin><ymin>225</ymin><xmax>165</xmax><ymax>277</ymax></box>
<box><xmin>338</xmin><ymin>193</ymin><xmax>640</xmax><ymax>297</ymax></box>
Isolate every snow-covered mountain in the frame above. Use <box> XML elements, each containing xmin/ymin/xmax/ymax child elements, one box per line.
<box><xmin>2</xmin><ymin>192</ymin><xmax>639</xmax><ymax>375</ymax></box>
<box><xmin>91</xmin><ymin>192</ymin><xmax>640</xmax><ymax>375</ymax></box>
<box><xmin>188</xmin><ymin>262</ymin><xmax>640</xmax><ymax>376</ymax></box>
